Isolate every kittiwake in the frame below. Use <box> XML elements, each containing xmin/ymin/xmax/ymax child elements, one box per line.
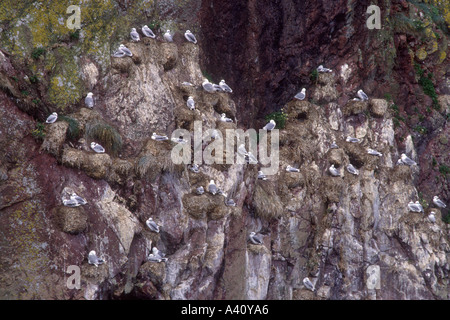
<box><xmin>367</xmin><ymin>148</ymin><xmax>382</xmax><ymax>157</ymax></box>
<box><xmin>152</xmin><ymin>132</ymin><xmax>169</xmax><ymax>141</ymax></box>
<box><xmin>46</xmin><ymin>112</ymin><xmax>58</xmax><ymax>124</ymax></box>
<box><xmin>119</xmin><ymin>44</ymin><xmax>132</xmax><ymax>56</ymax></box>
<box><xmin>196</xmin><ymin>186</ymin><xmax>204</xmax><ymax>195</ymax></box>
<box><xmin>130</xmin><ymin>28</ymin><xmax>140</xmax><ymax>41</ymax></box>
<box><xmin>258</xmin><ymin>171</ymin><xmax>267</xmax><ymax>180</ymax></box>
<box><xmin>317</xmin><ymin>65</ymin><xmax>332</xmax><ymax>73</ymax></box>
<box><xmin>219</xmin><ymin>80</ymin><xmax>233</xmax><ymax>93</ymax></box>
<box><xmin>187</xmin><ymin>96</ymin><xmax>195</xmax><ymax>110</ymax></box>
<box><xmin>225</xmin><ymin>199</ymin><xmax>236</xmax><ymax>207</ymax></box>
<box><xmin>303</xmin><ymin>277</ymin><xmax>315</xmax><ymax>291</ymax></box>
<box><xmin>220</xmin><ymin>113</ymin><xmax>233</xmax><ymax>122</ymax></box>
<box><xmin>70</xmin><ymin>192</ymin><xmax>87</xmax><ymax>205</ymax></box>
<box><xmin>202</xmin><ymin>79</ymin><xmax>215</xmax><ymax>93</ymax></box>
<box><xmin>163</xmin><ymin>30</ymin><xmax>173</xmax><ymax>42</ymax></box>
<box><xmin>408</xmin><ymin>201</ymin><xmax>423</xmax><ymax>213</ymax></box>
<box><xmin>208</xmin><ymin>180</ymin><xmax>218</xmax><ymax>195</ymax></box>
<box><xmin>146</xmin><ymin>217</ymin><xmax>160</xmax><ymax>233</ymax></box>
<box><xmin>184</xmin><ymin>30</ymin><xmax>197</xmax><ymax>44</ymax></box>
<box><xmin>263</xmin><ymin>119</ymin><xmax>276</xmax><ymax>131</ymax></box>
<box><xmin>249</xmin><ymin>232</ymin><xmax>263</xmax><ymax>245</ymax></box>
<box><xmin>357</xmin><ymin>89</ymin><xmax>369</xmax><ymax>101</ymax></box>
<box><xmin>428</xmin><ymin>211</ymin><xmax>436</xmax><ymax>223</ymax></box>
<box><xmin>190</xmin><ymin>163</ymin><xmax>199</xmax><ymax>173</ymax></box>
<box><xmin>63</xmin><ymin>198</ymin><xmax>80</xmax><ymax>207</ymax></box>
<box><xmin>142</xmin><ymin>25</ymin><xmax>156</xmax><ymax>38</ymax></box>
<box><xmin>346</xmin><ymin>163</ymin><xmax>359</xmax><ymax>175</ymax></box>
<box><xmin>433</xmin><ymin>196</ymin><xmax>446</xmax><ymax>208</ymax></box>
<box><xmin>401</xmin><ymin>154</ymin><xmax>416</xmax><ymax>166</ymax></box>
<box><xmin>286</xmin><ymin>165</ymin><xmax>300</xmax><ymax>172</ymax></box>
<box><xmin>329</xmin><ymin>164</ymin><xmax>340</xmax><ymax>177</ymax></box>
<box><xmin>88</xmin><ymin>250</ymin><xmax>105</xmax><ymax>267</ymax></box>
<box><xmin>85</xmin><ymin>92</ymin><xmax>94</xmax><ymax>108</ymax></box>
<box><xmin>294</xmin><ymin>88</ymin><xmax>306</xmax><ymax>101</ymax></box>
<box><xmin>346</xmin><ymin>136</ymin><xmax>360</xmax><ymax>143</ymax></box>
<box><xmin>90</xmin><ymin>142</ymin><xmax>105</xmax><ymax>153</ymax></box>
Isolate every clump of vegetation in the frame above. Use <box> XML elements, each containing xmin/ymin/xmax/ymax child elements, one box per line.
<box><xmin>414</xmin><ymin>125</ymin><xmax>427</xmax><ymax>135</ymax></box>
<box><xmin>21</xmin><ymin>90</ymin><xmax>29</xmax><ymax>96</ymax></box>
<box><xmin>310</xmin><ymin>69</ymin><xmax>318</xmax><ymax>84</ymax></box>
<box><xmin>439</xmin><ymin>164</ymin><xmax>450</xmax><ymax>175</ymax></box>
<box><xmin>265</xmin><ymin>109</ymin><xmax>288</xmax><ymax>129</ymax></box>
<box><xmin>32</xmin><ymin>99</ymin><xmax>40</xmax><ymax>104</ymax></box>
<box><xmin>59</xmin><ymin>115</ymin><xmax>80</xmax><ymax>141</ymax></box>
<box><xmin>443</xmin><ymin>213</ymin><xmax>450</xmax><ymax>224</ymax></box>
<box><xmin>31</xmin><ymin>122</ymin><xmax>46</xmax><ymax>140</ymax></box>
<box><xmin>31</xmin><ymin>47</ymin><xmax>45</xmax><ymax>60</ymax></box>
<box><xmin>29</xmin><ymin>75</ymin><xmax>38</xmax><ymax>84</ymax></box>
<box><xmin>384</xmin><ymin>93</ymin><xmax>393</xmax><ymax>102</ymax></box>
<box><xmin>85</xmin><ymin>120</ymin><xmax>123</xmax><ymax>155</ymax></box>
<box><xmin>69</xmin><ymin>29</ymin><xmax>80</xmax><ymax>41</ymax></box>
<box><xmin>390</xmin><ymin>104</ymin><xmax>405</xmax><ymax>129</ymax></box>
<box><xmin>432</xmin><ymin>157</ymin><xmax>437</xmax><ymax>167</ymax></box>
<box><xmin>202</xmin><ymin>70</ymin><xmax>213</xmax><ymax>82</ymax></box>
<box><xmin>414</xmin><ymin>63</ymin><xmax>440</xmax><ymax>110</ymax></box>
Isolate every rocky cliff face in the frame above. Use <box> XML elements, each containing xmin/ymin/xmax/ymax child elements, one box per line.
<box><xmin>0</xmin><ymin>0</ymin><xmax>449</xmax><ymax>300</ymax></box>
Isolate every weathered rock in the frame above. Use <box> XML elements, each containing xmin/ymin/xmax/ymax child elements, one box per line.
<box><xmin>41</xmin><ymin>121</ymin><xmax>69</xmax><ymax>157</ymax></box>
<box><xmin>369</xmin><ymin>99</ymin><xmax>388</xmax><ymax>118</ymax></box>
<box><xmin>55</xmin><ymin>206</ymin><xmax>87</xmax><ymax>234</ymax></box>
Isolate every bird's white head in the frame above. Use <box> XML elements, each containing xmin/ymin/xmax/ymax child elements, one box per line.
<box><xmin>401</xmin><ymin>153</ymin><xmax>407</xmax><ymax>159</ymax></box>
<box><xmin>144</xmin><ymin>25</ymin><xmax>148</xmax><ymax>28</ymax></box>
<box><xmin>433</xmin><ymin>196</ymin><xmax>439</xmax><ymax>200</ymax></box>
<box><xmin>188</xmin><ymin>96</ymin><xmax>193</xmax><ymax>99</ymax></box>
<box><xmin>250</xmin><ymin>232</ymin><xmax>256</xmax><ymax>237</ymax></box>
<box><xmin>209</xmin><ymin>180</ymin><xmax>215</xmax><ymax>184</ymax></box>
<box><xmin>166</xmin><ymin>30</ymin><xmax>170</xmax><ymax>33</ymax></box>
<box><xmin>270</xmin><ymin>119</ymin><xmax>275</xmax><ymax>124</ymax></box>
<box><xmin>186</xmin><ymin>30</ymin><xmax>191</xmax><ymax>33</ymax></box>
<box><xmin>87</xmin><ymin>92</ymin><xmax>93</xmax><ymax>97</ymax></box>
<box><xmin>90</xmin><ymin>142</ymin><xmax>96</xmax><ymax>147</ymax></box>
<box><xmin>301</xmin><ymin>88</ymin><xmax>306</xmax><ymax>93</ymax></box>
<box><xmin>221</xmin><ymin>113</ymin><xmax>226</xmax><ymax>117</ymax></box>
<box><xmin>132</xmin><ymin>28</ymin><xmax>136</xmax><ymax>31</ymax></box>
<box><xmin>52</xmin><ymin>112</ymin><xmax>57</xmax><ymax>116</ymax></box>
<box><xmin>119</xmin><ymin>44</ymin><xmax>125</xmax><ymax>48</ymax></box>
<box><xmin>89</xmin><ymin>250</ymin><xmax>96</xmax><ymax>255</ymax></box>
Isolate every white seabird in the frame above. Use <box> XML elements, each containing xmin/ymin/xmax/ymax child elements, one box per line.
<box><xmin>329</xmin><ymin>164</ymin><xmax>340</xmax><ymax>177</ymax></box>
<box><xmin>220</xmin><ymin>113</ymin><xmax>233</xmax><ymax>122</ymax></box>
<box><xmin>257</xmin><ymin>171</ymin><xmax>267</xmax><ymax>180</ymax></box>
<box><xmin>118</xmin><ymin>44</ymin><xmax>132</xmax><ymax>56</ymax></box>
<box><xmin>357</xmin><ymin>89</ymin><xmax>369</xmax><ymax>101</ymax></box>
<box><xmin>317</xmin><ymin>65</ymin><xmax>332</xmax><ymax>73</ymax></box>
<box><xmin>263</xmin><ymin>119</ymin><xmax>276</xmax><ymax>131</ymax></box>
<box><xmin>408</xmin><ymin>201</ymin><xmax>423</xmax><ymax>213</ymax></box>
<box><xmin>171</xmin><ymin>136</ymin><xmax>187</xmax><ymax>144</ymax></box>
<box><xmin>428</xmin><ymin>211</ymin><xmax>436</xmax><ymax>223</ymax></box>
<box><xmin>202</xmin><ymin>79</ymin><xmax>215</xmax><ymax>93</ymax></box>
<box><xmin>346</xmin><ymin>164</ymin><xmax>359</xmax><ymax>175</ymax></box>
<box><xmin>401</xmin><ymin>154</ymin><xmax>416</xmax><ymax>166</ymax></box>
<box><xmin>303</xmin><ymin>277</ymin><xmax>315</xmax><ymax>292</ymax></box>
<box><xmin>346</xmin><ymin>136</ymin><xmax>360</xmax><ymax>143</ymax></box>
<box><xmin>286</xmin><ymin>165</ymin><xmax>300</xmax><ymax>173</ymax></box>
<box><xmin>208</xmin><ymin>180</ymin><xmax>218</xmax><ymax>195</ymax></box>
<box><xmin>46</xmin><ymin>112</ymin><xmax>58</xmax><ymax>124</ymax></box>
<box><xmin>163</xmin><ymin>30</ymin><xmax>173</xmax><ymax>42</ymax></box>
<box><xmin>196</xmin><ymin>186</ymin><xmax>204</xmax><ymax>195</ymax></box>
<box><xmin>433</xmin><ymin>196</ymin><xmax>446</xmax><ymax>208</ymax></box>
<box><xmin>330</xmin><ymin>141</ymin><xmax>339</xmax><ymax>149</ymax></box>
<box><xmin>211</xmin><ymin>129</ymin><xmax>220</xmax><ymax>139</ymax></box>
<box><xmin>130</xmin><ymin>28</ymin><xmax>140</xmax><ymax>41</ymax></box>
<box><xmin>90</xmin><ymin>142</ymin><xmax>105</xmax><ymax>153</ymax></box>
<box><xmin>63</xmin><ymin>198</ymin><xmax>80</xmax><ymax>208</ymax></box>
<box><xmin>212</xmin><ymin>83</ymin><xmax>223</xmax><ymax>92</ymax></box>
<box><xmin>249</xmin><ymin>232</ymin><xmax>263</xmax><ymax>245</ymax></box>
<box><xmin>88</xmin><ymin>250</ymin><xmax>105</xmax><ymax>267</ymax></box>
<box><xmin>237</xmin><ymin>144</ymin><xmax>248</xmax><ymax>156</ymax></box>
<box><xmin>367</xmin><ymin>148</ymin><xmax>382</xmax><ymax>157</ymax></box>
<box><xmin>112</xmin><ymin>47</ymin><xmax>126</xmax><ymax>58</ymax></box>
<box><xmin>146</xmin><ymin>217</ymin><xmax>160</xmax><ymax>233</ymax></box>
<box><xmin>142</xmin><ymin>25</ymin><xmax>156</xmax><ymax>38</ymax></box>
<box><xmin>85</xmin><ymin>92</ymin><xmax>94</xmax><ymax>108</ymax></box>
<box><xmin>225</xmin><ymin>199</ymin><xmax>236</xmax><ymax>207</ymax></box>
<box><xmin>151</xmin><ymin>247</ymin><xmax>168</xmax><ymax>262</ymax></box>
<box><xmin>151</xmin><ymin>132</ymin><xmax>169</xmax><ymax>141</ymax></box>
<box><xmin>219</xmin><ymin>80</ymin><xmax>233</xmax><ymax>93</ymax></box>
<box><xmin>184</xmin><ymin>30</ymin><xmax>197</xmax><ymax>44</ymax></box>
<box><xmin>294</xmin><ymin>88</ymin><xmax>306</xmax><ymax>101</ymax></box>
<box><xmin>147</xmin><ymin>253</ymin><xmax>164</xmax><ymax>263</ymax></box>
<box><xmin>70</xmin><ymin>192</ymin><xmax>87</xmax><ymax>205</ymax></box>
<box><xmin>187</xmin><ymin>96</ymin><xmax>195</xmax><ymax>110</ymax></box>
<box><xmin>181</xmin><ymin>81</ymin><xmax>194</xmax><ymax>87</ymax></box>
<box><xmin>190</xmin><ymin>164</ymin><xmax>199</xmax><ymax>173</ymax></box>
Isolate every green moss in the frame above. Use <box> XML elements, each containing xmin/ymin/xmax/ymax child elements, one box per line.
<box><xmin>310</xmin><ymin>69</ymin><xmax>318</xmax><ymax>84</ymax></box>
<box><xmin>439</xmin><ymin>164</ymin><xmax>450</xmax><ymax>175</ymax></box>
<box><xmin>85</xmin><ymin>120</ymin><xmax>123</xmax><ymax>155</ymax></box>
<box><xmin>58</xmin><ymin>115</ymin><xmax>80</xmax><ymax>141</ymax></box>
<box><xmin>31</xmin><ymin>47</ymin><xmax>45</xmax><ymax>60</ymax></box>
<box><xmin>31</xmin><ymin>122</ymin><xmax>46</xmax><ymax>141</ymax></box>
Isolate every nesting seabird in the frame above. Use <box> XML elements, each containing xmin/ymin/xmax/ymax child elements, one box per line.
<box><xmin>220</xmin><ymin>113</ymin><xmax>233</xmax><ymax>122</ymax></box>
<box><xmin>249</xmin><ymin>232</ymin><xmax>263</xmax><ymax>245</ymax></box>
<box><xmin>184</xmin><ymin>30</ymin><xmax>197</xmax><ymax>44</ymax></box>
<box><xmin>408</xmin><ymin>201</ymin><xmax>423</xmax><ymax>213</ymax></box>
<box><xmin>163</xmin><ymin>30</ymin><xmax>173</xmax><ymax>42</ymax></box>
<box><xmin>219</xmin><ymin>80</ymin><xmax>233</xmax><ymax>93</ymax></box>
<box><xmin>119</xmin><ymin>44</ymin><xmax>132</xmax><ymax>56</ymax></box>
<box><xmin>190</xmin><ymin>163</ymin><xmax>199</xmax><ymax>173</ymax></box>
<box><xmin>329</xmin><ymin>164</ymin><xmax>340</xmax><ymax>177</ymax></box>
<box><xmin>147</xmin><ymin>253</ymin><xmax>164</xmax><ymax>263</ymax></box>
<box><xmin>357</xmin><ymin>89</ymin><xmax>369</xmax><ymax>101</ymax></box>
<box><xmin>330</xmin><ymin>141</ymin><xmax>339</xmax><ymax>149</ymax></box>
<box><xmin>208</xmin><ymin>180</ymin><xmax>218</xmax><ymax>195</ymax></box>
<box><xmin>346</xmin><ymin>136</ymin><xmax>360</xmax><ymax>143</ymax></box>
<box><xmin>90</xmin><ymin>142</ymin><xmax>105</xmax><ymax>153</ymax></box>
<box><xmin>85</xmin><ymin>92</ymin><xmax>94</xmax><ymax>108</ymax></box>
<box><xmin>146</xmin><ymin>217</ymin><xmax>160</xmax><ymax>233</ymax></box>
<box><xmin>428</xmin><ymin>211</ymin><xmax>436</xmax><ymax>223</ymax></box>
<box><xmin>88</xmin><ymin>250</ymin><xmax>105</xmax><ymax>267</ymax></box>
<box><xmin>187</xmin><ymin>96</ymin><xmax>195</xmax><ymax>110</ymax></box>
<box><xmin>317</xmin><ymin>65</ymin><xmax>332</xmax><ymax>73</ymax></box>
<box><xmin>71</xmin><ymin>192</ymin><xmax>87</xmax><ymax>205</ymax></box>
<box><xmin>46</xmin><ymin>112</ymin><xmax>58</xmax><ymax>124</ymax></box>
<box><xmin>151</xmin><ymin>132</ymin><xmax>169</xmax><ymax>141</ymax></box>
<box><xmin>196</xmin><ymin>186</ymin><xmax>204</xmax><ymax>195</ymax></box>
<box><xmin>258</xmin><ymin>171</ymin><xmax>267</xmax><ymax>180</ymax></box>
<box><xmin>112</xmin><ymin>47</ymin><xmax>126</xmax><ymax>58</ymax></box>
<box><xmin>237</xmin><ymin>144</ymin><xmax>248</xmax><ymax>156</ymax></box>
<box><xmin>212</xmin><ymin>83</ymin><xmax>223</xmax><ymax>92</ymax></box>
<box><xmin>130</xmin><ymin>28</ymin><xmax>140</xmax><ymax>41</ymax></box>
<box><xmin>142</xmin><ymin>25</ymin><xmax>156</xmax><ymax>38</ymax></box>
<box><xmin>171</xmin><ymin>136</ymin><xmax>187</xmax><ymax>144</ymax></box>
<box><xmin>181</xmin><ymin>81</ymin><xmax>194</xmax><ymax>87</ymax></box>
<box><xmin>152</xmin><ymin>247</ymin><xmax>167</xmax><ymax>261</ymax></box>
<box><xmin>211</xmin><ymin>129</ymin><xmax>220</xmax><ymax>140</ymax></box>
<box><xmin>263</xmin><ymin>119</ymin><xmax>276</xmax><ymax>131</ymax></box>
<box><xmin>346</xmin><ymin>164</ymin><xmax>359</xmax><ymax>175</ymax></box>
<box><xmin>286</xmin><ymin>165</ymin><xmax>300</xmax><ymax>173</ymax></box>
<box><xmin>225</xmin><ymin>199</ymin><xmax>236</xmax><ymax>207</ymax></box>
<box><xmin>294</xmin><ymin>88</ymin><xmax>306</xmax><ymax>101</ymax></box>
<box><xmin>433</xmin><ymin>196</ymin><xmax>446</xmax><ymax>208</ymax></box>
<box><xmin>303</xmin><ymin>277</ymin><xmax>315</xmax><ymax>292</ymax></box>
<box><xmin>367</xmin><ymin>148</ymin><xmax>382</xmax><ymax>157</ymax></box>
<box><xmin>63</xmin><ymin>198</ymin><xmax>80</xmax><ymax>207</ymax></box>
<box><xmin>202</xmin><ymin>79</ymin><xmax>215</xmax><ymax>93</ymax></box>
<box><xmin>400</xmin><ymin>154</ymin><xmax>416</xmax><ymax>166</ymax></box>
